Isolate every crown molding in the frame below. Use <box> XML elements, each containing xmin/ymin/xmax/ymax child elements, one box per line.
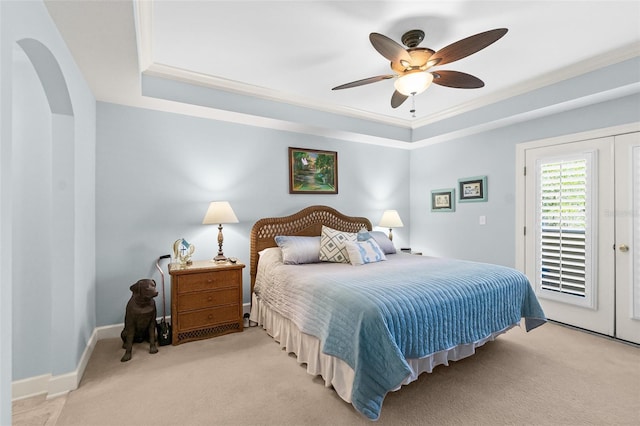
<box><xmin>411</xmin><ymin>42</ymin><xmax>640</xmax><ymax>129</ymax></box>
<box><xmin>143</xmin><ymin>62</ymin><xmax>412</xmax><ymax>128</ymax></box>
<box><xmin>132</xmin><ymin>0</ymin><xmax>639</xmax><ymax>145</ymax></box>
<box><xmin>133</xmin><ymin>0</ymin><xmax>153</xmax><ymax>73</ymax></box>
<box><xmin>411</xmin><ymin>82</ymin><xmax>640</xmax><ymax>148</ymax></box>
<box><xmin>132</xmin><ymin>0</ymin><xmax>407</xmax><ymax>129</ymax></box>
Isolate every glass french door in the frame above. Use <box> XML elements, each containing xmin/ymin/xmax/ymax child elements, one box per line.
<box><xmin>614</xmin><ymin>132</ymin><xmax>640</xmax><ymax>344</ymax></box>
<box><xmin>524</xmin><ymin>137</ymin><xmax>615</xmax><ymax>336</ymax></box>
<box><xmin>523</xmin><ymin>132</ymin><xmax>640</xmax><ymax>344</ymax></box>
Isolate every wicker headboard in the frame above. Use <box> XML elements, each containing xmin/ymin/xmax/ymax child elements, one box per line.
<box><xmin>249</xmin><ymin>205</ymin><xmax>372</xmax><ymax>291</ymax></box>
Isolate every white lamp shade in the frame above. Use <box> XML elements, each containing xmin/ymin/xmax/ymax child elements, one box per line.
<box><xmin>202</xmin><ymin>201</ymin><xmax>239</xmax><ymax>225</ymax></box>
<box><xmin>393</xmin><ymin>71</ymin><xmax>434</xmax><ymax>96</ymax></box>
<box><xmin>379</xmin><ymin>210</ymin><xmax>404</xmax><ymax>228</ymax></box>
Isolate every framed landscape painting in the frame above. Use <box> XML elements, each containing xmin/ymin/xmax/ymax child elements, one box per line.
<box><xmin>289</xmin><ymin>147</ymin><xmax>338</xmax><ymax>194</ymax></box>
<box><xmin>431</xmin><ymin>188</ymin><xmax>455</xmax><ymax>212</ymax></box>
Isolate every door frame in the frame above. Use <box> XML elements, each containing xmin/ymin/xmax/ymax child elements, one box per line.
<box><xmin>523</xmin><ymin>137</ymin><xmax>615</xmax><ymax>335</ymax></box>
<box><xmin>515</xmin><ymin>123</ymin><xmax>640</xmax><ymax>273</ymax></box>
<box><xmin>614</xmin><ymin>132</ymin><xmax>640</xmax><ymax>343</ymax></box>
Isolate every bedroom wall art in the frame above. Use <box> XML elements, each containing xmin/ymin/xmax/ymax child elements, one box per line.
<box><xmin>289</xmin><ymin>147</ymin><xmax>338</xmax><ymax>194</ymax></box>
<box><xmin>458</xmin><ymin>175</ymin><xmax>487</xmax><ymax>202</ymax></box>
<box><xmin>431</xmin><ymin>188</ymin><xmax>455</xmax><ymax>212</ymax></box>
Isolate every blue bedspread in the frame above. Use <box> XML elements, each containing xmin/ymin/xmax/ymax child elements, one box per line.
<box><xmin>255</xmin><ymin>254</ymin><xmax>546</xmax><ymax>420</ymax></box>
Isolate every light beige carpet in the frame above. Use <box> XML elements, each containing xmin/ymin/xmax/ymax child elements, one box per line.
<box><xmin>51</xmin><ymin>322</ymin><xmax>638</xmax><ymax>426</ymax></box>
<box><xmin>12</xmin><ymin>394</ymin><xmax>66</xmax><ymax>426</ymax></box>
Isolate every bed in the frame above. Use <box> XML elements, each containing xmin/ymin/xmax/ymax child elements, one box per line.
<box><xmin>249</xmin><ymin>205</ymin><xmax>546</xmax><ymax>420</ymax></box>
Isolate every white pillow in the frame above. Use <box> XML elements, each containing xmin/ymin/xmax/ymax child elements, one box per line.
<box><xmin>344</xmin><ymin>239</ymin><xmax>387</xmax><ymax>266</ymax></box>
<box><xmin>319</xmin><ymin>225</ymin><xmax>357</xmax><ymax>264</ymax></box>
<box><xmin>274</xmin><ymin>235</ymin><xmax>321</xmax><ymax>264</ymax></box>
<box><xmin>256</xmin><ymin>247</ymin><xmax>283</xmax><ymax>283</ymax></box>
<box><xmin>358</xmin><ymin>230</ymin><xmax>396</xmax><ymax>254</ymax></box>
<box><xmin>258</xmin><ymin>247</ymin><xmax>283</xmax><ymax>264</ymax></box>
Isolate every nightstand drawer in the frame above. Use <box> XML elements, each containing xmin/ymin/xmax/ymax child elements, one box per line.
<box><xmin>178</xmin><ymin>305</ymin><xmax>238</xmax><ymax>330</ymax></box>
<box><xmin>170</xmin><ymin>260</ymin><xmax>245</xmax><ymax>345</ymax></box>
<box><xmin>176</xmin><ymin>288</ymin><xmax>238</xmax><ymax>312</ymax></box>
<box><xmin>177</xmin><ymin>269</ymin><xmax>240</xmax><ymax>293</ymax></box>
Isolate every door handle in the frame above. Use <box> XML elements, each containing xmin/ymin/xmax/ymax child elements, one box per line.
<box><xmin>619</xmin><ymin>244</ymin><xmax>629</xmax><ymax>252</ymax></box>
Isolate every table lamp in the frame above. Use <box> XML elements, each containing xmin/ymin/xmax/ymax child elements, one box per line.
<box><xmin>202</xmin><ymin>201</ymin><xmax>238</xmax><ymax>262</ymax></box>
<box><xmin>378</xmin><ymin>210</ymin><xmax>404</xmax><ymax>241</ymax></box>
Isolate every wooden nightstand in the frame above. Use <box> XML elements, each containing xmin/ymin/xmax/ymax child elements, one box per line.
<box><xmin>169</xmin><ymin>260</ymin><xmax>245</xmax><ymax>345</ymax></box>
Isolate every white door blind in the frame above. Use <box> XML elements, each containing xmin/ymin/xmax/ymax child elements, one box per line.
<box><xmin>524</xmin><ymin>136</ymin><xmax>612</xmax><ymax>333</ymax></box>
<box><xmin>538</xmin><ymin>156</ymin><xmax>592</xmax><ymax>301</ymax></box>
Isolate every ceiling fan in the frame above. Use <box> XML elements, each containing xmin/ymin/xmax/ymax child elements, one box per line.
<box><xmin>332</xmin><ymin>28</ymin><xmax>508</xmax><ymax>109</ymax></box>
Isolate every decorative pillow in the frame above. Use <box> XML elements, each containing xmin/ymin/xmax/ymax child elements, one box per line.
<box><xmin>344</xmin><ymin>239</ymin><xmax>387</xmax><ymax>266</ymax></box>
<box><xmin>256</xmin><ymin>247</ymin><xmax>283</xmax><ymax>280</ymax></box>
<box><xmin>319</xmin><ymin>226</ymin><xmax>357</xmax><ymax>263</ymax></box>
<box><xmin>258</xmin><ymin>247</ymin><xmax>283</xmax><ymax>263</ymax></box>
<box><xmin>357</xmin><ymin>228</ymin><xmax>371</xmax><ymax>241</ymax></box>
<box><xmin>274</xmin><ymin>235</ymin><xmax>321</xmax><ymax>265</ymax></box>
<box><xmin>370</xmin><ymin>231</ymin><xmax>397</xmax><ymax>254</ymax></box>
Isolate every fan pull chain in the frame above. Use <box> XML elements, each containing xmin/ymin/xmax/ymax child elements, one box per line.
<box><xmin>410</xmin><ymin>94</ymin><xmax>416</xmax><ymax>118</ymax></box>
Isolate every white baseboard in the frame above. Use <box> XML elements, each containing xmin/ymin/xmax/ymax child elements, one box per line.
<box><xmin>11</xmin><ymin>327</ymin><xmax>97</xmax><ymax>401</ymax></box>
<box><xmin>97</xmin><ymin>322</ymin><xmax>124</xmax><ymax>340</ymax></box>
<box><xmin>11</xmin><ymin>318</ymin><xmax>178</xmax><ymax>401</ymax></box>
<box><xmin>13</xmin><ymin>313</ymin><xmax>257</xmax><ymax>401</ymax></box>
<box><xmin>11</xmin><ymin>324</ymin><xmax>116</xmax><ymax>401</ymax></box>
<box><xmin>11</xmin><ymin>374</ymin><xmax>50</xmax><ymax>401</ymax></box>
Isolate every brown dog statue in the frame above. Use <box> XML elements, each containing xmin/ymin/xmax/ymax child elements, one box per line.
<box><xmin>121</xmin><ymin>278</ymin><xmax>159</xmax><ymax>362</ymax></box>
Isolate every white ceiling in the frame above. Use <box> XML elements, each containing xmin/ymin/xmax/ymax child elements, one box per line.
<box><xmin>45</xmin><ymin>0</ymin><xmax>640</xmax><ymax>144</ymax></box>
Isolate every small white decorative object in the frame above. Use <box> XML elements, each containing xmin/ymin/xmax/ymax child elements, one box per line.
<box><xmin>173</xmin><ymin>238</ymin><xmax>195</xmax><ymax>266</ymax></box>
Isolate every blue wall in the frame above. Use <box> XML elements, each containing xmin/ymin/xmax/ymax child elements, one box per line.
<box><xmin>410</xmin><ymin>94</ymin><xmax>640</xmax><ymax>266</ymax></box>
<box><xmin>2</xmin><ymin>3</ymin><xmax>639</xmax><ymax>423</ymax></box>
<box><xmin>1</xmin><ymin>1</ymin><xmax>96</xmax><ymax>422</ymax></box>
<box><xmin>95</xmin><ymin>102</ymin><xmax>411</xmax><ymax>326</ymax></box>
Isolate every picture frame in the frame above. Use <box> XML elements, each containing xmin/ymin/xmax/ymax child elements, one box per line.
<box><xmin>289</xmin><ymin>147</ymin><xmax>338</xmax><ymax>194</ymax></box>
<box><xmin>458</xmin><ymin>175</ymin><xmax>487</xmax><ymax>202</ymax></box>
<box><xmin>431</xmin><ymin>188</ymin><xmax>455</xmax><ymax>212</ymax></box>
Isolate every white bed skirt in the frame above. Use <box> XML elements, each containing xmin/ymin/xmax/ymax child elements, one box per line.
<box><xmin>250</xmin><ymin>293</ymin><xmax>515</xmax><ymax>404</ymax></box>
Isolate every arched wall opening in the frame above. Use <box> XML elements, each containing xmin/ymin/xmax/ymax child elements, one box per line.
<box><xmin>11</xmin><ymin>38</ymin><xmax>76</xmax><ymax>386</ymax></box>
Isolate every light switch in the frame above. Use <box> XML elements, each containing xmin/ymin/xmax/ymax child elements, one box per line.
<box><xmin>479</xmin><ymin>215</ymin><xmax>486</xmax><ymax>225</ymax></box>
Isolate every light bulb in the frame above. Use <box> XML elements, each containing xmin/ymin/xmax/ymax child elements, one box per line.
<box><xmin>394</xmin><ymin>71</ymin><xmax>434</xmax><ymax>96</ymax></box>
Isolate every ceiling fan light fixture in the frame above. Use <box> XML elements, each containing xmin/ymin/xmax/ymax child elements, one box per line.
<box><xmin>333</xmin><ymin>27</ymin><xmax>508</xmax><ymax>110</ymax></box>
<box><xmin>394</xmin><ymin>71</ymin><xmax>433</xmax><ymax>96</ymax></box>
<box><xmin>425</xmin><ymin>58</ymin><xmax>441</xmax><ymax>69</ymax></box>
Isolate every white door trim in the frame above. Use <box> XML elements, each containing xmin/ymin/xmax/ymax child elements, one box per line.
<box><xmin>614</xmin><ymin>132</ymin><xmax>640</xmax><ymax>344</ymax></box>
<box><xmin>515</xmin><ymin>123</ymin><xmax>640</xmax><ymax>273</ymax></box>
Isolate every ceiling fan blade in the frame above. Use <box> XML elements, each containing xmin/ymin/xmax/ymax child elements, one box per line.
<box><xmin>432</xmin><ymin>70</ymin><xmax>484</xmax><ymax>88</ymax></box>
<box><xmin>431</xmin><ymin>28</ymin><xmax>508</xmax><ymax>66</ymax></box>
<box><xmin>370</xmin><ymin>33</ymin><xmax>412</xmax><ymax>64</ymax></box>
<box><xmin>391</xmin><ymin>90</ymin><xmax>408</xmax><ymax>108</ymax></box>
<box><xmin>332</xmin><ymin>75</ymin><xmax>394</xmax><ymax>90</ymax></box>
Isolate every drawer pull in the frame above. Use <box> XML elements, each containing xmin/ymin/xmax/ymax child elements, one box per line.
<box><xmin>207</xmin><ymin>279</ymin><xmax>213</xmax><ymax>283</ymax></box>
<box><xmin>208</xmin><ymin>314</ymin><xmax>213</xmax><ymax>320</ymax></box>
<box><xmin>207</xmin><ymin>296</ymin><xmax>213</xmax><ymax>302</ymax></box>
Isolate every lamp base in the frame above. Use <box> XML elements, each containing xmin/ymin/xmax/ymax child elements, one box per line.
<box><xmin>213</xmin><ymin>224</ymin><xmax>228</xmax><ymax>263</ymax></box>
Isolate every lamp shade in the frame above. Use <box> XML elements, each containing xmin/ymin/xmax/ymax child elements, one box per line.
<box><xmin>393</xmin><ymin>71</ymin><xmax>434</xmax><ymax>96</ymax></box>
<box><xmin>378</xmin><ymin>210</ymin><xmax>404</xmax><ymax>228</ymax></box>
<box><xmin>202</xmin><ymin>201</ymin><xmax>239</xmax><ymax>225</ymax></box>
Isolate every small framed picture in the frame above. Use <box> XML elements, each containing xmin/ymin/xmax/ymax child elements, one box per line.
<box><xmin>458</xmin><ymin>176</ymin><xmax>487</xmax><ymax>202</ymax></box>
<box><xmin>431</xmin><ymin>188</ymin><xmax>455</xmax><ymax>212</ymax></box>
<box><xmin>289</xmin><ymin>147</ymin><xmax>338</xmax><ymax>194</ymax></box>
